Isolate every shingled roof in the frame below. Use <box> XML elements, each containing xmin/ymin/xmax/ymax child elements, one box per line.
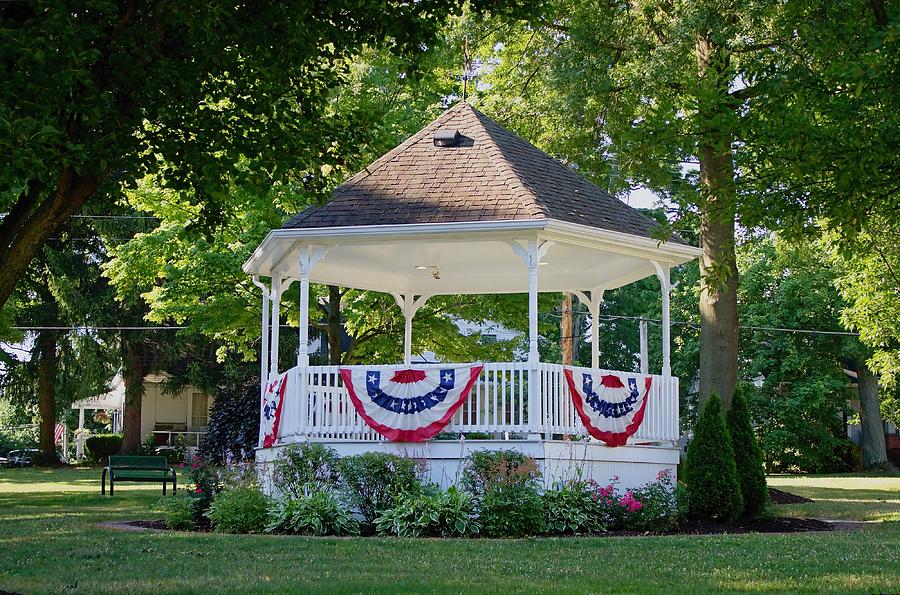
<box><xmin>284</xmin><ymin>101</ymin><xmax>683</xmax><ymax>244</ymax></box>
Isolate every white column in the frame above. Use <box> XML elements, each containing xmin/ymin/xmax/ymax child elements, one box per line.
<box><xmin>639</xmin><ymin>319</ymin><xmax>649</xmax><ymax>375</ymax></box>
<box><xmin>297</xmin><ymin>248</ymin><xmax>311</xmax><ymax>368</ymax></box>
<box><xmin>76</xmin><ymin>409</ymin><xmax>85</xmax><ymax>460</ymax></box>
<box><xmin>252</xmin><ymin>276</ymin><xmax>271</xmax><ymax>392</ymax></box>
<box><xmin>589</xmin><ymin>289</ymin><xmax>604</xmax><ymax>370</ymax></box>
<box><xmin>527</xmin><ymin>239</ymin><xmax>541</xmax><ymax>434</ymax></box>
<box><xmin>403</xmin><ymin>294</ymin><xmax>413</xmax><ymax>364</ymax></box>
<box><xmin>652</xmin><ymin>261</ymin><xmax>672</xmax><ymax>377</ymax></box>
<box><xmin>269</xmin><ymin>278</ymin><xmax>281</xmax><ymax>375</ymax></box>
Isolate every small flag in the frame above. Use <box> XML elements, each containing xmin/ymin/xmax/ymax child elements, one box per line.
<box><xmin>54</xmin><ymin>422</ymin><xmax>65</xmax><ymax>446</ymax></box>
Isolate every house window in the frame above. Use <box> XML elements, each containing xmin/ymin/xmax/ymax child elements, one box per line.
<box><xmin>191</xmin><ymin>392</ymin><xmax>209</xmax><ymax>428</ymax></box>
<box><xmin>480</xmin><ymin>333</ymin><xmax>497</xmax><ymax>345</ymax></box>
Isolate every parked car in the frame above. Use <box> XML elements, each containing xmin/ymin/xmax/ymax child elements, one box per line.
<box><xmin>3</xmin><ymin>449</ymin><xmax>40</xmax><ymax>468</ymax></box>
<box><xmin>0</xmin><ymin>455</ymin><xmax>7</xmax><ymax>467</ymax></box>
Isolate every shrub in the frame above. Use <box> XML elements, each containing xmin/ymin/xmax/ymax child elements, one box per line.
<box><xmin>199</xmin><ymin>376</ymin><xmax>259</xmax><ymax>465</ymax></box>
<box><xmin>480</xmin><ymin>483</ymin><xmax>545</xmax><ymax>538</ymax></box>
<box><xmin>155</xmin><ymin>490</ymin><xmax>195</xmax><ymax>530</ymax></box>
<box><xmin>543</xmin><ymin>480</ymin><xmax>605</xmax><ymax>535</ymax></box>
<box><xmin>183</xmin><ymin>455</ymin><xmax>220</xmax><ymax>522</ymax></box>
<box><xmin>266</xmin><ymin>490</ymin><xmax>359</xmax><ymax>536</ymax></box>
<box><xmin>273</xmin><ymin>442</ymin><xmax>340</xmax><ymax>498</ymax></box>
<box><xmin>624</xmin><ymin>470</ymin><xmax>683</xmax><ymax>532</ymax></box>
<box><xmin>137</xmin><ymin>433</ymin><xmax>157</xmax><ymax>456</ymax></box>
<box><xmin>726</xmin><ymin>387</ymin><xmax>768</xmax><ymax>518</ymax></box>
<box><xmin>337</xmin><ymin>452</ymin><xmax>419</xmax><ymax>527</ymax></box>
<box><xmin>685</xmin><ymin>394</ymin><xmax>743</xmax><ymax>522</ymax></box>
<box><xmin>376</xmin><ymin>487</ymin><xmax>480</xmax><ymax>538</ymax></box>
<box><xmin>207</xmin><ymin>486</ymin><xmax>271</xmax><ymax>534</ymax></box>
<box><xmin>462</xmin><ymin>450</ymin><xmax>541</xmax><ymax>496</ymax></box>
<box><xmin>85</xmin><ymin>433</ymin><xmax>123</xmax><ymax>462</ymax></box>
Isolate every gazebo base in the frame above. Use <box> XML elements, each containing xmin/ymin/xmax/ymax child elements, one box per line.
<box><xmin>256</xmin><ymin>438</ymin><xmax>678</xmax><ymax>492</ymax></box>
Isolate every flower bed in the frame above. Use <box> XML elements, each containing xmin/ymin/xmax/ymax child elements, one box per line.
<box><xmin>147</xmin><ymin>448</ymin><xmax>827</xmax><ymax>538</ymax></box>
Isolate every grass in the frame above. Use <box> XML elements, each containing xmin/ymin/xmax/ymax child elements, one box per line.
<box><xmin>0</xmin><ymin>468</ymin><xmax>898</xmax><ymax>593</ymax></box>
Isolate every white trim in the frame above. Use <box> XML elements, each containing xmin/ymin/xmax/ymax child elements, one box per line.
<box><xmin>243</xmin><ymin>218</ymin><xmax>700</xmax><ymax>275</ymax></box>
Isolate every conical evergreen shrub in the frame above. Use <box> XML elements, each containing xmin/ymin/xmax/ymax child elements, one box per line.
<box><xmin>685</xmin><ymin>393</ymin><xmax>743</xmax><ymax>522</ymax></box>
<box><xmin>726</xmin><ymin>386</ymin><xmax>768</xmax><ymax>518</ymax></box>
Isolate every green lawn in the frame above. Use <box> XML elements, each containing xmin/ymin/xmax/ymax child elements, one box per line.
<box><xmin>1</xmin><ymin>468</ymin><xmax>899</xmax><ymax>594</ymax></box>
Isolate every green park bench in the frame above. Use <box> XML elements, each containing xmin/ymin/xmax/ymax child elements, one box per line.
<box><xmin>101</xmin><ymin>455</ymin><xmax>177</xmax><ymax>496</ymax></box>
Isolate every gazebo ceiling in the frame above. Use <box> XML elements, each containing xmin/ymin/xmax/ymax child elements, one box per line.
<box><xmin>244</xmin><ymin>101</ymin><xmax>701</xmax><ymax>294</ymax></box>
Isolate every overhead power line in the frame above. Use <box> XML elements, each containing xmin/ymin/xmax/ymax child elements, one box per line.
<box><xmin>14</xmin><ymin>317</ymin><xmax>860</xmax><ymax>337</ymax></box>
<box><xmin>71</xmin><ymin>214</ymin><xmax>159</xmax><ymax>220</ymax></box>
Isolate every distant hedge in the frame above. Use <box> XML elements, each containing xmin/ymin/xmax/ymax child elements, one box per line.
<box><xmin>85</xmin><ymin>433</ymin><xmax>123</xmax><ymax>462</ymax></box>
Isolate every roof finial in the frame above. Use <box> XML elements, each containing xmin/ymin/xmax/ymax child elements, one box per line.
<box><xmin>462</xmin><ymin>35</ymin><xmax>472</xmax><ymax>101</ymax></box>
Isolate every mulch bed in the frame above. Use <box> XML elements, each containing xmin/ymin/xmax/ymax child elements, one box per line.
<box><xmin>769</xmin><ymin>488</ymin><xmax>814</xmax><ymax>505</ymax></box>
<box><xmin>106</xmin><ymin>516</ymin><xmax>832</xmax><ymax>536</ymax></box>
<box><xmin>665</xmin><ymin>516</ymin><xmax>832</xmax><ymax>535</ymax></box>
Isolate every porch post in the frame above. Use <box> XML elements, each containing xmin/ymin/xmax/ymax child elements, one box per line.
<box><xmin>527</xmin><ymin>239</ymin><xmax>541</xmax><ymax>435</ymax></box>
<box><xmin>76</xmin><ymin>408</ymin><xmax>85</xmax><ymax>460</ymax></box>
<box><xmin>390</xmin><ymin>293</ymin><xmax>432</xmax><ymax>365</ymax></box>
<box><xmin>252</xmin><ymin>276</ymin><xmax>271</xmax><ymax>396</ymax></box>
<box><xmin>269</xmin><ymin>277</ymin><xmax>282</xmax><ymax>375</ymax></box>
<box><xmin>639</xmin><ymin>319</ymin><xmax>649</xmax><ymax>375</ymax></box>
<box><xmin>652</xmin><ymin>261</ymin><xmax>672</xmax><ymax>377</ymax></box>
<box><xmin>297</xmin><ymin>247</ymin><xmax>311</xmax><ymax>368</ymax></box>
<box><xmin>403</xmin><ymin>294</ymin><xmax>414</xmax><ymax>365</ymax></box>
<box><xmin>589</xmin><ymin>288</ymin><xmax>604</xmax><ymax>370</ymax></box>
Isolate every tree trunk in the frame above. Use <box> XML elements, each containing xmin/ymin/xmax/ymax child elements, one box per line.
<box><xmin>0</xmin><ymin>170</ymin><xmax>102</xmax><ymax>312</ymax></box>
<box><xmin>695</xmin><ymin>35</ymin><xmax>740</xmax><ymax>410</ymax></box>
<box><xmin>560</xmin><ymin>293</ymin><xmax>574</xmax><ymax>365</ymax></box>
<box><xmin>857</xmin><ymin>359</ymin><xmax>887</xmax><ymax>469</ymax></box>
<box><xmin>327</xmin><ymin>285</ymin><xmax>342</xmax><ymax>365</ymax></box>
<box><xmin>119</xmin><ymin>337</ymin><xmax>146</xmax><ymax>454</ymax></box>
<box><xmin>36</xmin><ymin>330</ymin><xmax>58</xmax><ymax>464</ymax></box>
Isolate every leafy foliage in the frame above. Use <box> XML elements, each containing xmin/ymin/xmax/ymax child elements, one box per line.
<box><xmin>337</xmin><ymin>452</ymin><xmax>420</xmax><ymax>528</ymax></box>
<box><xmin>461</xmin><ymin>450</ymin><xmax>541</xmax><ymax>496</ymax></box>
<box><xmin>272</xmin><ymin>443</ymin><xmax>340</xmax><ymax>499</ymax></box>
<box><xmin>480</xmin><ymin>483</ymin><xmax>546</xmax><ymax>538</ymax></box>
<box><xmin>726</xmin><ymin>387</ymin><xmax>769</xmax><ymax>519</ymax></box>
<box><xmin>206</xmin><ymin>486</ymin><xmax>271</xmax><ymax>534</ymax></box>
<box><xmin>155</xmin><ymin>491</ymin><xmax>195</xmax><ymax>531</ymax></box>
<box><xmin>198</xmin><ymin>375</ymin><xmax>260</xmax><ymax>465</ymax></box>
<box><xmin>375</xmin><ymin>487</ymin><xmax>480</xmax><ymax>538</ymax></box>
<box><xmin>542</xmin><ymin>480</ymin><xmax>605</xmax><ymax>535</ymax></box>
<box><xmin>266</xmin><ymin>491</ymin><xmax>359</xmax><ymax>537</ymax></box>
<box><xmin>685</xmin><ymin>395</ymin><xmax>743</xmax><ymax>523</ymax></box>
<box><xmin>84</xmin><ymin>434</ymin><xmax>123</xmax><ymax>463</ymax></box>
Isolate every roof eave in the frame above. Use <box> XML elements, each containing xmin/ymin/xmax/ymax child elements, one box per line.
<box><xmin>242</xmin><ymin>219</ymin><xmax>550</xmax><ymax>275</ymax></box>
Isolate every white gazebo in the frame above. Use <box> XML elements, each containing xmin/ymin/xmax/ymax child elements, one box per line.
<box><xmin>244</xmin><ymin>101</ymin><xmax>701</xmax><ymax>488</ymax></box>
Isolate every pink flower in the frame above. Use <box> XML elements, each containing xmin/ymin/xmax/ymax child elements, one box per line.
<box><xmin>657</xmin><ymin>469</ymin><xmax>670</xmax><ymax>481</ymax></box>
<box><xmin>195</xmin><ymin>488</ymin><xmax>203</xmax><ymax>494</ymax></box>
<box><xmin>192</xmin><ymin>463</ymin><xmax>200</xmax><ymax>469</ymax></box>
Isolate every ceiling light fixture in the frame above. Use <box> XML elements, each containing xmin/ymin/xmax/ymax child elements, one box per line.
<box><xmin>538</xmin><ymin>261</ymin><xmax>549</xmax><ymax>266</ymax></box>
<box><xmin>414</xmin><ymin>265</ymin><xmax>429</xmax><ymax>270</ymax></box>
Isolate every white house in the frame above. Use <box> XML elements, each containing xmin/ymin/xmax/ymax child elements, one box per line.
<box><xmin>72</xmin><ymin>372</ymin><xmax>213</xmax><ymax>458</ymax></box>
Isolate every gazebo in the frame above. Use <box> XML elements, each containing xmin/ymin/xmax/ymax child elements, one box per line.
<box><xmin>243</xmin><ymin>101</ymin><xmax>701</xmax><ymax>488</ymax></box>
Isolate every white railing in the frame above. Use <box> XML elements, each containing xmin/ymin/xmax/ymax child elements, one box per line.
<box><xmin>151</xmin><ymin>430</ymin><xmax>206</xmax><ymax>448</ymax></box>
<box><xmin>272</xmin><ymin>362</ymin><xmax>679</xmax><ymax>444</ymax></box>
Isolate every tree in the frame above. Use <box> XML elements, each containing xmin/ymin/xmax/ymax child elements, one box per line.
<box><xmin>0</xmin><ymin>222</ymin><xmax>117</xmax><ymax>462</ymax></box>
<box><xmin>726</xmin><ymin>386</ymin><xmax>767</xmax><ymax>519</ymax></box>
<box><xmin>0</xmin><ymin>0</ymin><xmax>525</xmax><ymax>313</ymax></box>
<box><xmin>465</xmin><ymin>0</ymin><xmax>896</xmax><ymax>410</ymax></box>
<box><xmin>738</xmin><ymin>237</ymin><xmax>858</xmax><ymax>472</ymax></box>
<box><xmin>684</xmin><ymin>393</ymin><xmax>743</xmax><ymax>523</ymax></box>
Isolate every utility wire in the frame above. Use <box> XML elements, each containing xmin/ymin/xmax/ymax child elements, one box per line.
<box><xmin>13</xmin><ymin>317</ymin><xmax>860</xmax><ymax>337</ymax></box>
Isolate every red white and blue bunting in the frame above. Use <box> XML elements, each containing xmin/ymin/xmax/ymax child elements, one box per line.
<box><xmin>261</xmin><ymin>372</ymin><xmax>289</xmax><ymax>448</ymax></box>
<box><xmin>563</xmin><ymin>368</ymin><xmax>652</xmax><ymax>447</ymax></box>
<box><xmin>340</xmin><ymin>365</ymin><xmax>483</xmax><ymax>442</ymax></box>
